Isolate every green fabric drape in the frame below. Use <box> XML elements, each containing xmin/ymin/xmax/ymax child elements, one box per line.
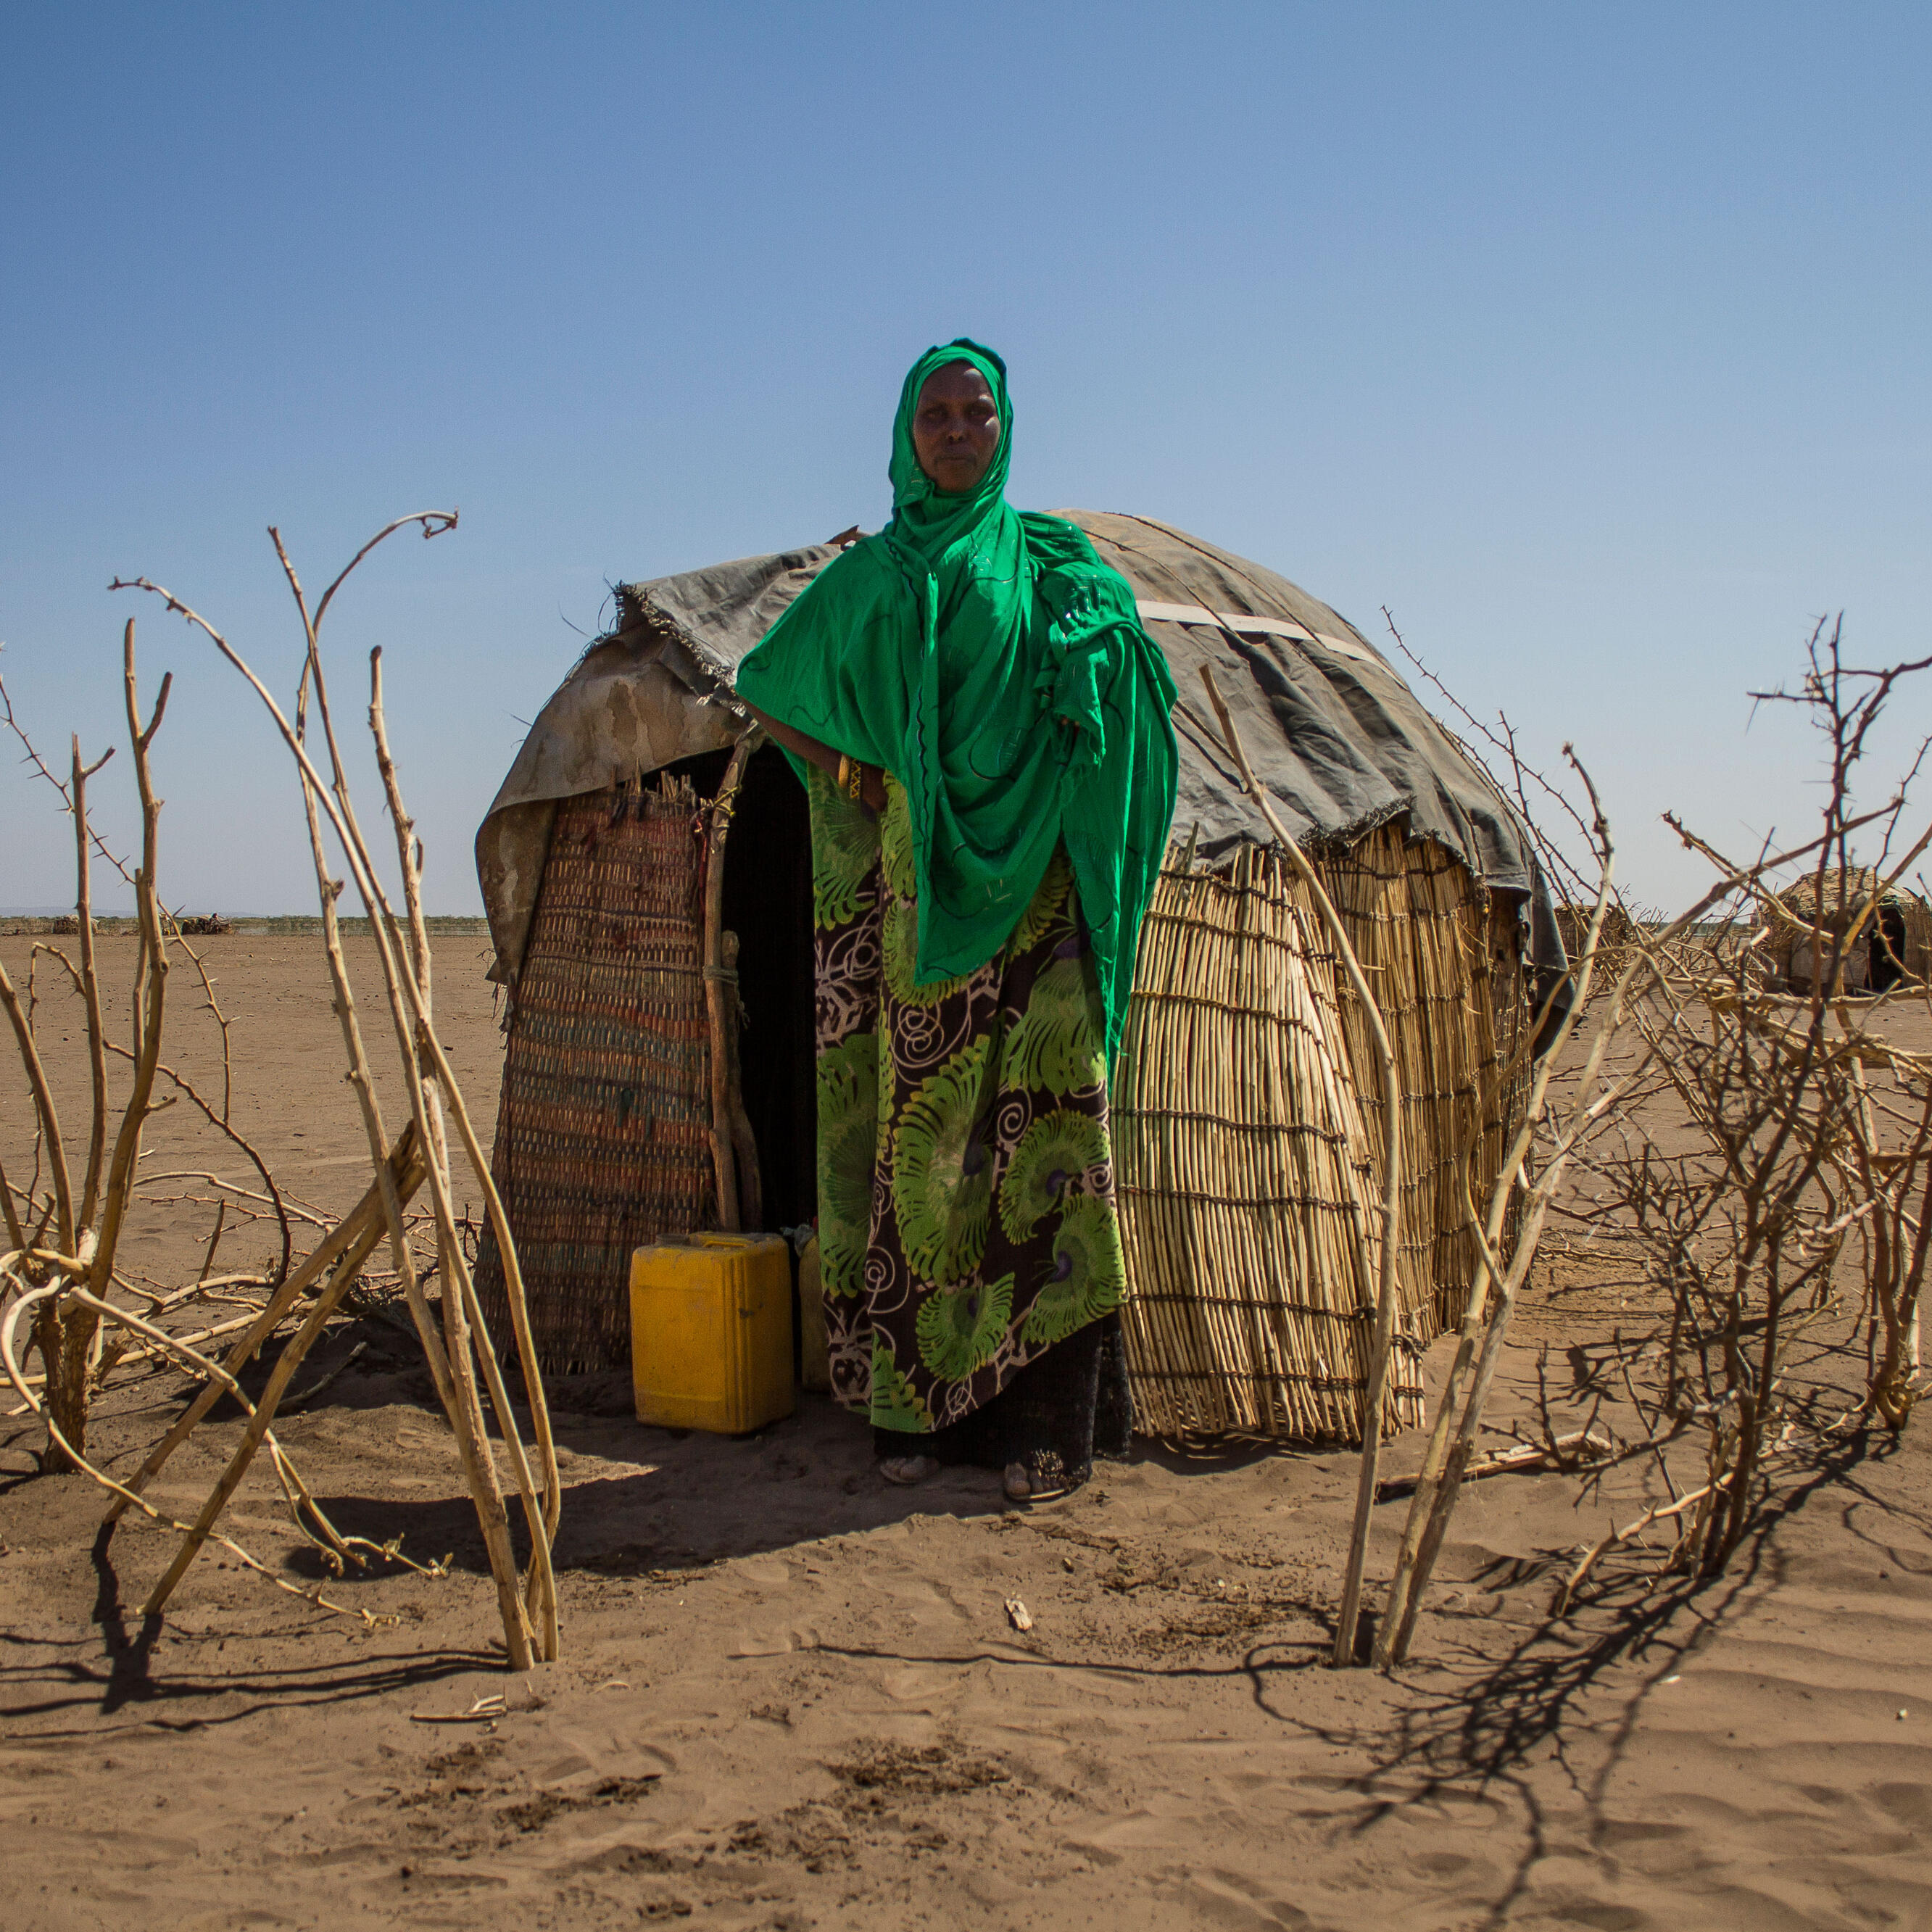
<box><xmin>734</xmin><ymin>339</ymin><xmax>1177</xmax><ymax>1061</ymax></box>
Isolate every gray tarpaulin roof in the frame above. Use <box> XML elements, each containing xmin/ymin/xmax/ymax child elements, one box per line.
<box><xmin>477</xmin><ymin>510</ymin><xmax>1559</xmax><ymax>987</ymax></box>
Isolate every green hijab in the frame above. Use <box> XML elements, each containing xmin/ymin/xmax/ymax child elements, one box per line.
<box><xmin>734</xmin><ymin>339</ymin><xmax>1177</xmax><ymax>1064</ymax></box>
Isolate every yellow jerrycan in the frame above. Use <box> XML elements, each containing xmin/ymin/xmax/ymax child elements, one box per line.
<box><xmin>629</xmin><ymin>1232</ymin><xmax>795</xmax><ymax>1434</ymax></box>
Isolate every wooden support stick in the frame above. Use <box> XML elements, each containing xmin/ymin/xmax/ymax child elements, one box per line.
<box><xmin>722</xmin><ymin>930</ymin><xmax>762</xmax><ymax>1231</ymax></box>
<box><xmin>1376</xmin><ymin>783</ymin><xmax>1619</xmax><ymax>1670</ymax></box>
<box><xmin>704</xmin><ymin>730</ymin><xmax>761</xmax><ymax>1231</ymax></box>
<box><xmin>1198</xmin><ymin>667</ymin><xmax>1404</xmax><ymax>1668</ymax></box>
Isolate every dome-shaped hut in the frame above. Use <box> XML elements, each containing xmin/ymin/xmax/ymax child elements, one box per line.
<box><xmin>473</xmin><ymin>513</ymin><xmax>1561</xmax><ymax>1445</ymax></box>
<box><xmin>1765</xmin><ymin>866</ymin><xmax>1931</xmax><ymax>995</ymax></box>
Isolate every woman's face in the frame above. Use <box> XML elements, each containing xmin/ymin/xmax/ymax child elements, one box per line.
<box><xmin>912</xmin><ymin>362</ymin><xmax>1001</xmax><ymax>495</ymax></box>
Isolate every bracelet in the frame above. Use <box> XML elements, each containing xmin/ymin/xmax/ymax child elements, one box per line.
<box><xmin>838</xmin><ymin>754</ymin><xmax>865</xmax><ymax>802</ymax></box>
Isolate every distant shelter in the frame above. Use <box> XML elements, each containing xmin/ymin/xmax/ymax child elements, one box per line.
<box><xmin>1766</xmin><ymin>867</ymin><xmax>1931</xmax><ymax>994</ymax></box>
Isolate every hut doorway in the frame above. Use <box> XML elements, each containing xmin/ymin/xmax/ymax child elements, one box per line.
<box><xmin>720</xmin><ymin>747</ymin><xmax>818</xmax><ymax>1231</ymax></box>
<box><xmin>1874</xmin><ymin>903</ymin><xmax>1908</xmax><ymax>994</ymax></box>
<box><xmin>472</xmin><ymin>746</ymin><xmax>818</xmax><ymax>1374</ymax></box>
<box><xmin>676</xmin><ymin>744</ymin><xmax>819</xmax><ymax>1233</ymax></box>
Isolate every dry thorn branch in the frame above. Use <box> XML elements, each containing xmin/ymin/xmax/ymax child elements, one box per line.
<box><xmin>1197</xmin><ymin>663</ymin><xmax>1404</xmax><ymax>1668</ymax></box>
<box><xmin>111</xmin><ymin>513</ymin><xmax>557</xmax><ymax>1670</ymax></box>
<box><xmin>0</xmin><ymin>1279</ymin><xmax>405</xmax><ymax>1626</ymax></box>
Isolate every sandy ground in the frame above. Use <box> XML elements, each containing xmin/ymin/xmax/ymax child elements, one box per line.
<box><xmin>5</xmin><ymin>936</ymin><xmax>1932</xmax><ymax>1931</ymax></box>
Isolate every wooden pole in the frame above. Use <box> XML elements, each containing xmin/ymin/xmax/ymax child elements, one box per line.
<box><xmin>703</xmin><ymin>729</ymin><xmax>761</xmax><ymax>1230</ymax></box>
<box><xmin>722</xmin><ymin>931</ymin><xmax>762</xmax><ymax>1231</ymax></box>
<box><xmin>1198</xmin><ymin>666</ymin><xmax>1404</xmax><ymax>1668</ymax></box>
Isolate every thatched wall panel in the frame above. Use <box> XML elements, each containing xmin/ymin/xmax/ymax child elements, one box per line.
<box><xmin>1321</xmin><ymin>829</ymin><xmax>1523</xmax><ymax>1342</ymax></box>
<box><xmin>474</xmin><ymin>776</ymin><xmax>714</xmax><ymax>1374</ymax></box>
<box><xmin>1114</xmin><ymin>826</ymin><xmax>1523</xmax><ymax>1445</ymax></box>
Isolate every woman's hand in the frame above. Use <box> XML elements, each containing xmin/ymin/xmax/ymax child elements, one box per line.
<box><xmin>739</xmin><ymin>701</ymin><xmax>889</xmax><ymax>818</ymax></box>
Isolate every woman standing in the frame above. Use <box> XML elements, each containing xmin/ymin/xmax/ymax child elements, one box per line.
<box><xmin>737</xmin><ymin>340</ymin><xmax>1177</xmax><ymax>1501</ymax></box>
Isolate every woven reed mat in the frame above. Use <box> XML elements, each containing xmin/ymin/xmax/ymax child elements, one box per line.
<box><xmin>1114</xmin><ymin>828</ymin><xmax>1527</xmax><ymax>1446</ymax></box>
<box><xmin>1322</xmin><ymin>826</ymin><xmax>1527</xmax><ymax>1343</ymax></box>
<box><xmin>476</xmin><ymin>774</ymin><xmax>714</xmax><ymax>1374</ymax></box>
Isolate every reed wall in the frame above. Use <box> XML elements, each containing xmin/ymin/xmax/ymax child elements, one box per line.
<box><xmin>1113</xmin><ymin>824</ymin><xmax>1525</xmax><ymax>1445</ymax></box>
<box><xmin>481</xmin><ymin>787</ymin><xmax>1529</xmax><ymax>1438</ymax></box>
<box><xmin>474</xmin><ymin>775</ymin><xmax>715</xmax><ymax>1373</ymax></box>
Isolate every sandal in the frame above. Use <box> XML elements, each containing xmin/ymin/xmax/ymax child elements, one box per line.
<box><xmin>880</xmin><ymin>1454</ymin><xmax>940</xmax><ymax>1487</ymax></box>
<box><xmin>1003</xmin><ymin>1461</ymin><xmax>1069</xmax><ymax>1505</ymax></box>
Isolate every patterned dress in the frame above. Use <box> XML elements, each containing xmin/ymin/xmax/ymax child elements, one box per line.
<box><xmin>809</xmin><ymin>766</ymin><xmax>1129</xmax><ymax>1440</ymax></box>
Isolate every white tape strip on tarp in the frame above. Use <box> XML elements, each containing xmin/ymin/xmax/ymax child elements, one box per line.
<box><xmin>1134</xmin><ymin>600</ymin><xmax>1380</xmax><ymax>668</ymax></box>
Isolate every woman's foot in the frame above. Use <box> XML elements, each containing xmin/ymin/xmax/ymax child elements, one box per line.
<box><xmin>880</xmin><ymin>1454</ymin><xmax>939</xmax><ymax>1487</ymax></box>
<box><xmin>1003</xmin><ymin>1460</ymin><xmax>1071</xmax><ymax>1504</ymax></box>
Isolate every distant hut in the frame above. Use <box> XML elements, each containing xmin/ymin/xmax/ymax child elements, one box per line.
<box><xmin>473</xmin><ymin>513</ymin><xmax>1562</xmax><ymax>1446</ymax></box>
<box><xmin>1767</xmin><ymin>868</ymin><xmax>1932</xmax><ymax>994</ymax></box>
<box><xmin>1552</xmin><ymin>902</ymin><xmax>1639</xmax><ymax>973</ymax></box>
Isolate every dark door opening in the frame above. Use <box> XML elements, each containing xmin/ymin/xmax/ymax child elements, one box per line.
<box><xmin>723</xmin><ymin>746</ymin><xmax>818</xmax><ymax>1231</ymax></box>
<box><xmin>669</xmin><ymin>743</ymin><xmax>819</xmax><ymax>1234</ymax></box>
<box><xmin>1874</xmin><ymin>903</ymin><xmax>1907</xmax><ymax>995</ymax></box>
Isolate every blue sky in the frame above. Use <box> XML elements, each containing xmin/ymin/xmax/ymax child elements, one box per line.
<box><xmin>4</xmin><ymin>3</ymin><xmax>1927</xmax><ymax>916</ymax></box>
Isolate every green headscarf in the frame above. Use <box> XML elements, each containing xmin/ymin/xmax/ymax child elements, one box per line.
<box><xmin>734</xmin><ymin>339</ymin><xmax>1177</xmax><ymax>1064</ymax></box>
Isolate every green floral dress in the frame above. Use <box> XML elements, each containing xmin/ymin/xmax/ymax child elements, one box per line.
<box><xmin>810</xmin><ymin>767</ymin><xmax>1129</xmax><ymax>1435</ymax></box>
